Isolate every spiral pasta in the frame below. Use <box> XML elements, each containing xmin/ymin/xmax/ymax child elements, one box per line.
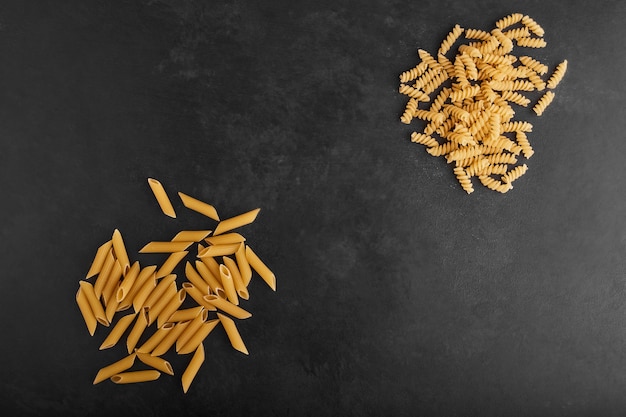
<box><xmin>398</xmin><ymin>14</ymin><xmax>568</xmax><ymax>193</ymax></box>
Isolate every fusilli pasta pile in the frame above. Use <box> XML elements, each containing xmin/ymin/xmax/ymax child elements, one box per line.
<box><xmin>399</xmin><ymin>13</ymin><xmax>568</xmax><ymax>193</ymax></box>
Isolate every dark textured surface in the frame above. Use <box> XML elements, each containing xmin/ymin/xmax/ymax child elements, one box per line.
<box><xmin>1</xmin><ymin>0</ymin><xmax>625</xmax><ymax>416</ymax></box>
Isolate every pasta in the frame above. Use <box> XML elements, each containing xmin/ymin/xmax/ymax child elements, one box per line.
<box><xmin>93</xmin><ymin>353</ymin><xmax>136</xmax><ymax>384</ymax></box>
<box><xmin>178</xmin><ymin>192</ymin><xmax>220</xmax><ymax>221</ymax></box>
<box><xmin>181</xmin><ymin>343</ymin><xmax>205</xmax><ymax>394</ymax></box>
<box><xmin>398</xmin><ymin>14</ymin><xmax>567</xmax><ymax>193</ymax></box>
<box><xmin>77</xmin><ymin>178</ymin><xmax>277</xmax><ymax>392</ymax></box>
<box><xmin>85</xmin><ymin>240</ymin><xmax>113</xmax><ymax>279</ymax></box>
<box><xmin>111</xmin><ymin>370</ymin><xmax>161</xmax><ymax>384</ymax></box>
<box><xmin>217</xmin><ymin>313</ymin><xmax>248</xmax><ymax>355</ymax></box>
<box><xmin>147</xmin><ymin>178</ymin><xmax>176</xmax><ymax>218</ymax></box>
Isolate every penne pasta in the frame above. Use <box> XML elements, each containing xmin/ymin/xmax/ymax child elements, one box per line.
<box><xmin>178</xmin><ymin>192</ymin><xmax>220</xmax><ymax>221</ymax></box>
<box><xmin>195</xmin><ymin>260</ymin><xmax>225</xmax><ymax>298</ymax></box>
<box><xmin>126</xmin><ymin>308</ymin><xmax>149</xmax><ymax>354</ymax></box>
<box><xmin>147</xmin><ymin>282</ymin><xmax>177</xmax><ymax>326</ymax></box>
<box><xmin>93</xmin><ymin>249</ymin><xmax>115</xmax><ymax>299</ymax></box>
<box><xmin>167</xmin><ymin>306</ymin><xmax>203</xmax><ymax>323</ymax></box>
<box><xmin>203</xmin><ymin>295</ymin><xmax>251</xmax><ymax>320</ymax></box>
<box><xmin>85</xmin><ymin>240</ymin><xmax>113</xmax><ymax>279</ymax></box>
<box><xmin>217</xmin><ymin>313</ymin><xmax>248</xmax><ymax>355</ymax></box>
<box><xmin>184</xmin><ymin>262</ymin><xmax>210</xmax><ymax>294</ymax></box>
<box><xmin>218</xmin><ymin>264</ymin><xmax>239</xmax><ymax>306</ymax></box>
<box><xmin>121</xmin><ymin>265</ymin><xmax>157</xmax><ymax>311</ymax></box>
<box><xmin>76</xmin><ymin>287</ymin><xmax>98</xmax><ymax>336</ymax></box>
<box><xmin>105</xmin><ymin>282</ymin><xmax>121</xmax><ymax>323</ymax></box>
<box><xmin>132</xmin><ymin>273</ymin><xmax>157</xmax><ymax>313</ymax></box>
<box><xmin>156</xmin><ymin>288</ymin><xmax>186</xmax><ymax>328</ymax></box>
<box><xmin>139</xmin><ymin>241</ymin><xmax>193</xmax><ymax>254</ymax></box>
<box><xmin>93</xmin><ymin>353</ymin><xmax>136</xmax><ymax>384</ymax></box>
<box><xmin>245</xmin><ymin>245</ymin><xmax>276</xmax><ymax>291</ymax></box>
<box><xmin>176</xmin><ymin>310</ymin><xmax>209</xmax><ymax>352</ymax></box>
<box><xmin>111</xmin><ymin>370</ymin><xmax>161</xmax><ymax>384</ymax></box>
<box><xmin>143</xmin><ymin>274</ymin><xmax>177</xmax><ymax>309</ymax></box>
<box><xmin>171</xmin><ymin>230</ymin><xmax>212</xmax><ymax>242</ymax></box>
<box><xmin>204</xmin><ymin>233</ymin><xmax>246</xmax><ymax>246</ymax></box>
<box><xmin>199</xmin><ymin>255</ymin><xmax>220</xmax><ymax>281</ymax></box>
<box><xmin>181</xmin><ymin>343</ymin><xmax>205</xmax><ymax>394</ymax></box>
<box><xmin>136</xmin><ymin>352</ymin><xmax>174</xmax><ymax>375</ymax></box>
<box><xmin>100</xmin><ymin>313</ymin><xmax>137</xmax><ymax>350</ymax></box>
<box><xmin>182</xmin><ymin>283</ymin><xmax>217</xmax><ymax>311</ymax></box>
<box><xmin>137</xmin><ymin>322</ymin><xmax>176</xmax><ymax>353</ymax></box>
<box><xmin>147</xmin><ymin>178</ymin><xmax>176</xmax><ymax>218</ymax></box>
<box><xmin>79</xmin><ymin>281</ymin><xmax>108</xmax><ymax>327</ymax></box>
<box><xmin>223</xmin><ymin>256</ymin><xmax>249</xmax><ymax>300</ymax></box>
<box><xmin>151</xmin><ymin>320</ymin><xmax>191</xmax><ymax>357</ymax></box>
<box><xmin>235</xmin><ymin>242</ymin><xmax>252</xmax><ymax>286</ymax></box>
<box><xmin>102</xmin><ymin>260</ymin><xmax>123</xmax><ymax>306</ymax></box>
<box><xmin>197</xmin><ymin>243</ymin><xmax>240</xmax><ymax>258</ymax></box>
<box><xmin>212</xmin><ymin>208</ymin><xmax>260</xmax><ymax>236</ymax></box>
<box><xmin>177</xmin><ymin>319</ymin><xmax>219</xmax><ymax>354</ymax></box>
<box><xmin>155</xmin><ymin>251</ymin><xmax>188</xmax><ymax>279</ymax></box>
<box><xmin>117</xmin><ymin>261</ymin><xmax>140</xmax><ymax>302</ymax></box>
<box><xmin>111</xmin><ymin>229</ymin><xmax>131</xmax><ymax>272</ymax></box>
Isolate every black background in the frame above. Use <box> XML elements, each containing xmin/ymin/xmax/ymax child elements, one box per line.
<box><xmin>1</xmin><ymin>0</ymin><xmax>625</xmax><ymax>416</ymax></box>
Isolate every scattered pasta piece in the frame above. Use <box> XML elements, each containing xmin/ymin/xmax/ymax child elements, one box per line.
<box><xmin>398</xmin><ymin>14</ymin><xmax>567</xmax><ymax>193</ymax></box>
<box><xmin>76</xmin><ymin>178</ymin><xmax>277</xmax><ymax>392</ymax></box>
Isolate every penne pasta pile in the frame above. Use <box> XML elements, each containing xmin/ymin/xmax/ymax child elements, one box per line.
<box><xmin>76</xmin><ymin>178</ymin><xmax>276</xmax><ymax>393</ymax></box>
<box><xmin>399</xmin><ymin>13</ymin><xmax>568</xmax><ymax>193</ymax></box>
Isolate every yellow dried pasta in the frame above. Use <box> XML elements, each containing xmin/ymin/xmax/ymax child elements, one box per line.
<box><xmin>398</xmin><ymin>14</ymin><xmax>567</xmax><ymax>193</ymax></box>
<box><xmin>76</xmin><ymin>178</ymin><xmax>277</xmax><ymax>393</ymax></box>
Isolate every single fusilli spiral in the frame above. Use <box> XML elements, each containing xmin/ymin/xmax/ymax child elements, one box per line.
<box><xmin>454</xmin><ymin>166</ymin><xmax>474</xmax><ymax>194</ymax></box>
<box><xmin>515</xmin><ymin>132</ymin><xmax>534</xmax><ymax>158</ymax></box>
<box><xmin>516</xmin><ymin>37</ymin><xmax>547</xmax><ymax>48</ymax></box>
<box><xmin>438</xmin><ymin>24</ymin><xmax>464</xmax><ymax>56</ymax></box>
<box><xmin>547</xmin><ymin>60</ymin><xmax>568</xmax><ymax>89</ymax></box>
<box><xmin>501</xmin><ymin>163</ymin><xmax>528</xmax><ymax>184</ymax></box>
<box><xmin>495</xmin><ymin>13</ymin><xmax>524</xmax><ymax>30</ymax></box>
<box><xmin>521</xmin><ymin>15</ymin><xmax>545</xmax><ymax>37</ymax></box>
<box><xmin>400</xmin><ymin>98</ymin><xmax>418</xmax><ymax>124</ymax></box>
<box><xmin>533</xmin><ymin>91</ymin><xmax>555</xmax><ymax>116</ymax></box>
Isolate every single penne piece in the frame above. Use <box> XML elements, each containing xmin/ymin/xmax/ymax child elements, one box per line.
<box><xmin>195</xmin><ymin>261</ymin><xmax>226</xmax><ymax>299</ymax></box>
<box><xmin>204</xmin><ymin>233</ymin><xmax>246</xmax><ymax>246</ymax></box>
<box><xmin>223</xmin><ymin>256</ymin><xmax>249</xmax><ymax>300</ymax></box>
<box><xmin>147</xmin><ymin>178</ymin><xmax>176</xmax><ymax>218</ymax></box>
<box><xmin>126</xmin><ymin>308</ymin><xmax>149</xmax><ymax>354</ymax></box>
<box><xmin>171</xmin><ymin>230</ymin><xmax>212</xmax><ymax>242</ymax></box>
<box><xmin>213</xmin><ymin>208</ymin><xmax>260</xmax><ymax>236</ymax></box>
<box><xmin>143</xmin><ymin>274</ymin><xmax>177</xmax><ymax>309</ymax></box>
<box><xmin>203</xmin><ymin>295</ymin><xmax>251</xmax><ymax>320</ymax></box>
<box><xmin>178</xmin><ymin>192</ymin><xmax>220</xmax><ymax>221</ymax></box>
<box><xmin>132</xmin><ymin>273</ymin><xmax>157</xmax><ymax>313</ymax></box>
<box><xmin>102</xmin><ymin>260</ymin><xmax>123</xmax><ymax>306</ymax></box>
<box><xmin>93</xmin><ymin>353</ymin><xmax>136</xmax><ymax>384</ymax></box>
<box><xmin>85</xmin><ymin>240</ymin><xmax>113</xmax><ymax>279</ymax></box>
<box><xmin>105</xmin><ymin>282</ymin><xmax>121</xmax><ymax>323</ymax></box>
<box><xmin>182</xmin><ymin>283</ymin><xmax>217</xmax><ymax>311</ymax></box>
<box><xmin>217</xmin><ymin>313</ymin><xmax>248</xmax><ymax>355</ymax></box>
<box><xmin>167</xmin><ymin>306</ymin><xmax>203</xmax><ymax>323</ymax></box>
<box><xmin>235</xmin><ymin>243</ymin><xmax>252</xmax><ymax>287</ymax></box>
<box><xmin>218</xmin><ymin>264</ymin><xmax>239</xmax><ymax>305</ymax></box>
<box><xmin>111</xmin><ymin>229</ymin><xmax>131</xmax><ymax>272</ymax></box>
<box><xmin>151</xmin><ymin>320</ymin><xmax>191</xmax><ymax>357</ymax></box>
<box><xmin>176</xmin><ymin>310</ymin><xmax>209</xmax><ymax>352</ymax></box>
<box><xmin>147</xmin><ymin>282</ymin><xmax>178</xmax><ymax>326</ymax></box>
<box><xmin>137</xmin><ymin>322</ymin><xmax>176</xmax><ymax>353</ymax></box>
<box><xmin>111</xmin><ymin>370</ymin><xmax>161</xmax><ymax>384</ymax></box>
<box><xmin>177</xmin><ymin>319</ymin><xmax>219</xmax><ymax>354</ymax></box>
<box><xmin>245</xmin><ymin>245</ymin><xmax>276</xmax><ymax>291</ymax></box>
<box><xmin>199</xmin><ymin>255</ymin><xmax>220</xmax><ymax>281</ymax></box>
<box><xmin>76</xmin><ymin>286</ymin><xmax>98</xmax><ymax>335</ymax></box>
<box><xmin>117</xmin><ymin>261</ymin><xmax>140</xmax><ymax>302</ymax></box>
<box><xmin>155</xmin><ymin>251</ymin><xmax>188</xmax><ymax>279</ymax></box>
<box><xmin>94</xmin><ymin>249</ymin><xmax>115</xmax><ymax>299</ymax></box>
<box><xmin>182</xmin><ymin>343</ymin><xmax>205</xmax><ymax>393</ymax></box>
<box><xmin>139</xmin><ymin>241</ymin><xmax>193</xmax><ymax>254</ymax></box>
<box><xmin>156</xmin><ymin>288</ymin><xmax>187</xmax><ymax>328</ymax></box>
<box><xmin>136</xmin><ymin>352</ymin><xmax>174</xmax><ymax>375</ymax></box>
<box><xmin>79</xmin><ymin>281</ymin><xmax>108</xmax><ymax>327</ymax></box>
<box><xmin>197</xmin><ymin>243</ymin><xmax>240</xmax><ymax>258</ymax></box>
<box><xmin>100</xmin><ymin>313</ymin><xmax>137</xmax><ymax>350</ymax></box>
<box><xmin>121</xmin><ymin>265</ymin><xmax>157</xmax><ymax>311</ymax></box>
<box><xmin>184</xmin><ymin>262</ymin><xmax>210</xmax><ymax>294</ymax></box>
